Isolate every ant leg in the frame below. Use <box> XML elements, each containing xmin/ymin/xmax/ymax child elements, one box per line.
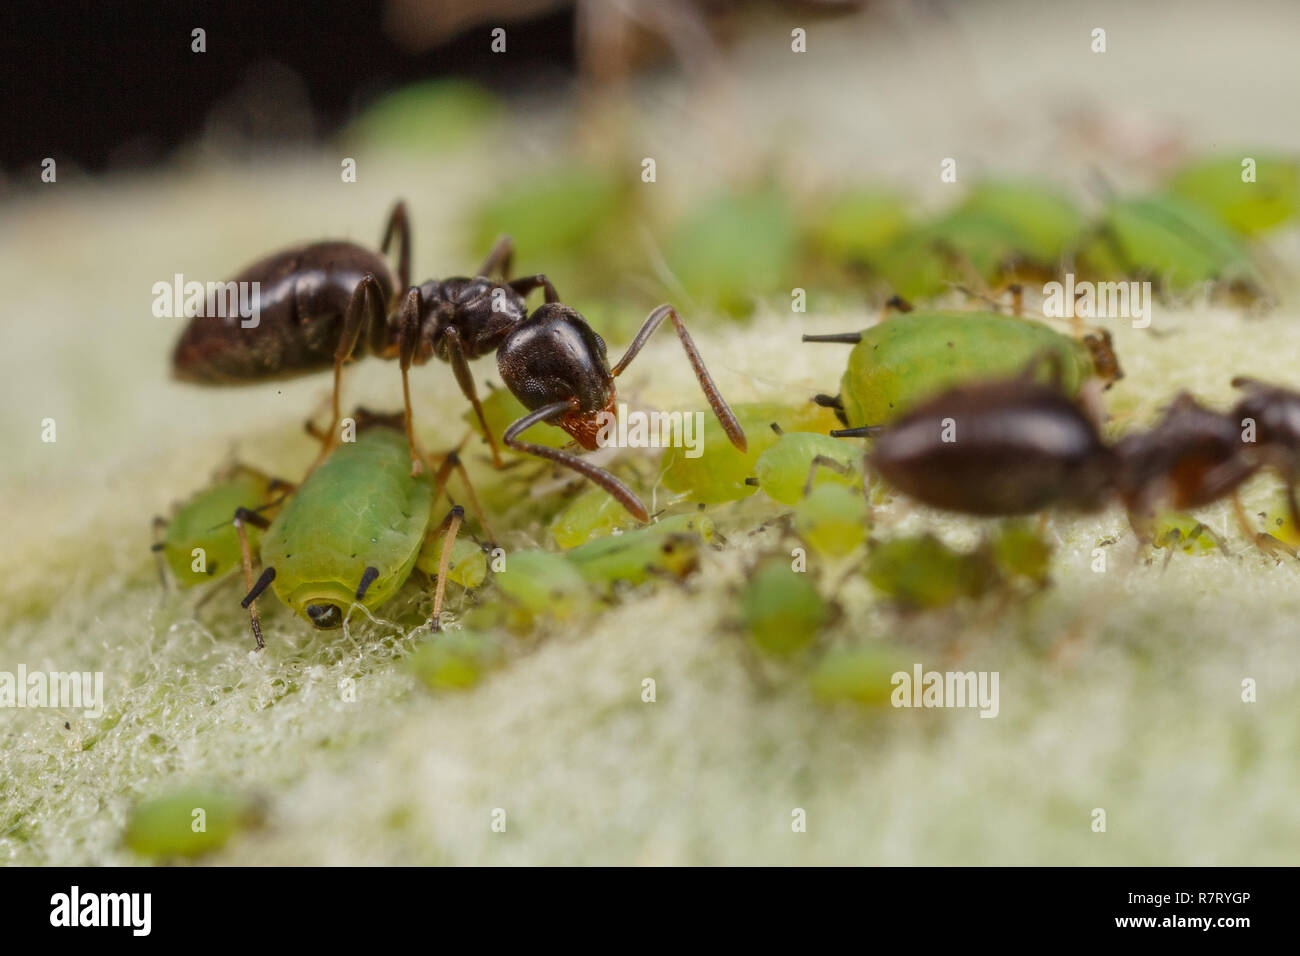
<box><xmin>234</xmin><ymin>508</ymin><xmax>274</xmax><ymax>650</ymax></box>
<box><xmin>151</xmin><ymin>517</ymin><xmax>169</xmax><ymax>590</ymax></box>
<box><xmin>380</xmin><ymin>200</ymin><xmax>411</xmax><ymax>291</ymax></box>
<box><xmin>313</xmin><ymin>275</ymin><xmax>388</xmax><ymax>469</ymax></box>
<box><xmin>440</xmin><ymin>326</ymin><xmax>504</xmax><ymax>469</ymax></box>
<box><xmin>505</xmin><ymin>401</ymin><xmax>650</xmax><ymax>522</ymax></box>
<box><xmin>428</xmin><ymin>447</ymin><xmax>496</xmax><ymax>544</ymax></box>
<box><xmin>427</xmin><ymin>506</ymin><xmax>465</xmax><ymax>633</ymax></box>
<box><xmin>610</xmin><ymin>304</ymin><xmax>747</xmax><ymax>452</ymax></box>
<box><xmin>476</xmin><ymin>235</ymin><xmax>515</xmax><ymax>280</ymax></box>
<box><xmin>508</xmin><ymin>273</ymin><xmax>560</xmax><ymax>304</ymax></box>
<box><xmin>394</xmin><ymin>287</ymin><xmax>435</xmax><ymax>475</ymax></box>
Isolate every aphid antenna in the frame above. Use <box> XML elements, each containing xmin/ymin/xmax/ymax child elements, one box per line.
<box><xmin>429</xmin><ymin>506</ymin><xmax>465</xmax><ymax>633</ymax></box>
<box><xmin>801</xmin><ymin>332</ymin><xmax>862</xmax><ymax>344</ymax></box>
<box><xmin>829</xmin><ymin>425</ymin><xmax>884</xmax><ymax>439</ymax></box>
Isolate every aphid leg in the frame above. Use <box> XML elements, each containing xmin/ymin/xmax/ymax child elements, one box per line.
<box><xmin>883</xmin><ymin>294</ymin><xmax>914</xmax><ymax>318</ymax></box>
<box><xmin>476</xmin><ymin>235</ymin><xmax>515</xmax><ymax>280</ymax></box>
<box><xmin>150</xmin><ymin>516</ymin><xmax>169</xmax><ymax>590</ymax></box>
<box><xmin>440</xmin><ymin>325</ymin><xmax>504</xmax><ymax>469</ymax></box>
<box><xmin>505</xmin><ymin>401</ymin><xmax>651</xmax><ymax>522</ymax></box>
<box><xmin>428</xmin><ymin>447</ymin><xmax>496</xmax><ymax>544</ymax></box>
<box><xmin>310</xmin><ymin>274</ymin><xmax>389</xmax><ymax>472</ymax></box>
<box><xmin>1082</xmin><ymin>330</ymin><xmax>1123</xmax><ymax>386</ymax></box>
<box><xmin>1227</xmin><ymin>492</ymin><xmax>1277</xmax><ymax>557</ymax></box>
<box><xmin>234</xmin><ymin>508</ymin><xmax>274</xmax><ymax>650</ymax></box>
<box><xmin>611</xmin><ymin>304</ymin><xmax>747</xmax><ymax>452</ymax></box>
<box><xmin>195</xmin><ymin>573</ymin><xmax>240</xmax><ymax>613</ymax></box>
<box><xmin>801</xmin><ymin>455</ymin><xmax>854</xmax><ymax>499</ymax></box>
<box><xmin>395</xmin><ymin>288</ymin><xmax>433</xmax><ymax>475</ymax></box>
<box><xmin>1159</xmin><ymin>528</ymin><xmax>1180</xmax><ymax>571</ymax></box>
<box><xmin>1255</xmin><ymin>532</ymin><xmax>1298</xmax><ymax>561</ymax></box>
<box><xmin>508</xmin><ymin>274</ymin><xmax>561</xmax><ymax>304</ymax></box>
<box><xmin>1000</xmin><ymin>283</ymin><xmax>1024</xmax><ymax>317</ymax></box>
<box><xmin>380</xmin><ymin>200</ymin><xmax>411</xmax><ymax>291</ymax></box>
<box><xmin>428</xmin><ymin>506</ymin><xmax>465</xmax><ymax>633</ymax></box>
<box><xmin>1193</xmin><ymin>521</ymin><xmax>1231</xmax><ymax>556</ymax></box>
<box><xmin>1018</xmin><ymin>347</ymin><xmax>1066</xmax><ymax>390</ymax></box>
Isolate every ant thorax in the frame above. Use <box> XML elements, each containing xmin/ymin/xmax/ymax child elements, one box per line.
<box><xmin>419</xmin><ymin>277</ymin><xmax>527</xmax><ymax>361</ymax></box>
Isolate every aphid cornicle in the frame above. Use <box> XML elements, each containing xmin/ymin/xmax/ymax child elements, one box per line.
<box><xmin>234</xmin><ymin>413</ymin><xmax>477</xmax><ymax>649</ymax></box>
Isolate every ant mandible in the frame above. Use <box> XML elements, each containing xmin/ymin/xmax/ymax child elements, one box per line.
<box><xmin>172</xmin><ymin>201</ymin><xmax>747</xmax><ymax>521</ymax></box>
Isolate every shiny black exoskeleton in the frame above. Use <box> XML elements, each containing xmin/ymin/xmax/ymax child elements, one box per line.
<box><xmin>172</xmin><ymin>201</ymin><xmax>747</xmax><ymax>520</ymax></box>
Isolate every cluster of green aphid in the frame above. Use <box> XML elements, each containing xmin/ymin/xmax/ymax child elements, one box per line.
<box><xmin>138</xmin><ymin>147</ymin><xmax>1300</xmax><ymax>860</ymax></box>
<box><xmin>155</xmin><ymin>426</ymin><xmax>718</xmax><ymax>646</ymax></box>
<box><xmin>462</xmin><ymin>151</ymin><xmax>1298</xmax><ymax>319</ymax></box>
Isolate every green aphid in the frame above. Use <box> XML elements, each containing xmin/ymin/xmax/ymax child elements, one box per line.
<box><xmin>752</xmin><ymin>431</ymin><xmax>861</xmax><ymax>506</ymax></box>
<box><xmin>955</xmin><ymin>180</ymin><xmax>1084</xmax><ymax>268</ymax></box>
<box><xmin>344</xmin><ymin>79</ymin><xmax>501</xmax><ymax>154</ymax></box>
<box><xmin>409</xmin><ymin>629</ymin><xmax>505</xmax><ymax>692</ymax></box>
<box><xmin>492</xmin><ymin>549</ymin><xmax>590</xmax><ymax>621</ymax></box>
<box><xmin>989</xmin><ymin>521</ymin><xmax>1053</xmax><ymax>585</ymax></box>
<box><xmin>1167</xmin><ymin>154</ymin><xmax>1300</xmax><ymax>236</ymax></box>
<box><xmin>870</xmin><ymin>204</ymin><xmax>1056</xmax><ymax>301</ymax></box>
<box><xmin>741</xmin><ymin>557</ymin><xmax>828</xmax><ymax>655</ymax></box>
<box><xmin>804</xmin><ymin>188</ymin><xmax>910</xmax><ymax>265</ymax></box>
<box><xmin>242</xmin><ymin>425</ymin><xmax>469</xmax><ymax>647</ymax></box>
<box><xmin>810</xmin><ymin>646</ymin><xmax>909</xmax><ymax>707</ymax></box>
<box><xmin>550</xmin><ymin>487</ymin><xmax>637</xmax><ymax>549</ymax></box>
<box><xmin>124</xmin><ymin>789</ymin><xmax>263</xmax><ymax>859</ymax></box>
<box><xmin>155</xmin><ymin>467</ymin><xmax>279</xmax><ymax>587</ymax></box>
<box><xmin>417</xmin><ymin>536</ymin><xmax>488</xmax><ymax>589</ymax></box>
<box><xmin>661</xmin><ymin>401</ymin><xmax>842</xmax><ymax>505</ymax></box>
<box><xmin>1076</xmin><ymin>195</ymin><xmax>1261</xmax><ymax>292</ymax></box>
<box><xmin>806</xmin><ymin>310</ymin><xmax>1110</xmax><ymax>431</ymax></box>
<box><xmin>865</xmin><ymin>534</ymin><xmax>993</xmax><ymax>609</ymax></box>
<box><xmin>794</xmin><ymin>483</ymin><xmax>867</xmax><ymax>558</ymax></box>
<box><xmin>1151</xmin><ymin>513</ymin><xmax>1222</xmax><ymax>555</ymax></box>
<box><xmin>566</xmin><ymin>513</ymin><xmax>714</xmax><ymax>586</ymax></box>
<box><xmin>664</xmin><ymin>189</ymin><xmax>799</xmax><ymax>317</ymax></box>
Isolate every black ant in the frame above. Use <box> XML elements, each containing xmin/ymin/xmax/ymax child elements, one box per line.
<box><xmin>171</xmin><ymin>201</ymin><xmax>747</xmax><ymax>520</ymax></box>
<box><xmin>833</xmin><ymin>358</ymin><xmax>1300</xmax><ymax>550</ymax></box>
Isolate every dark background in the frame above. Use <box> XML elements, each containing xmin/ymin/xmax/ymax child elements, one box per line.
<box><xmin>1</xmin><ymin>0</ymin><xmax>576</xmax><ymax>173</ymax></box>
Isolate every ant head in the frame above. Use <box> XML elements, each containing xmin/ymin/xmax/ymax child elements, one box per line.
<box><xmin>497</xmin><ymin>303</ymin><xmax>615</xmax><ymax>450</ymax></box>
<box><xmin>420</xmin><ymin>278</ymin><xmax>527</xmax><ymax>362</ymax></box>
<box><xmin>1231</xmin><ymin>378</ymin><xmax>1300</xmax><ymax>445</ymax></box>
<box><xmin>1115</xmin><ymin>394</ymin><xmax>1249</xmax><ymax>511</ymax></box>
